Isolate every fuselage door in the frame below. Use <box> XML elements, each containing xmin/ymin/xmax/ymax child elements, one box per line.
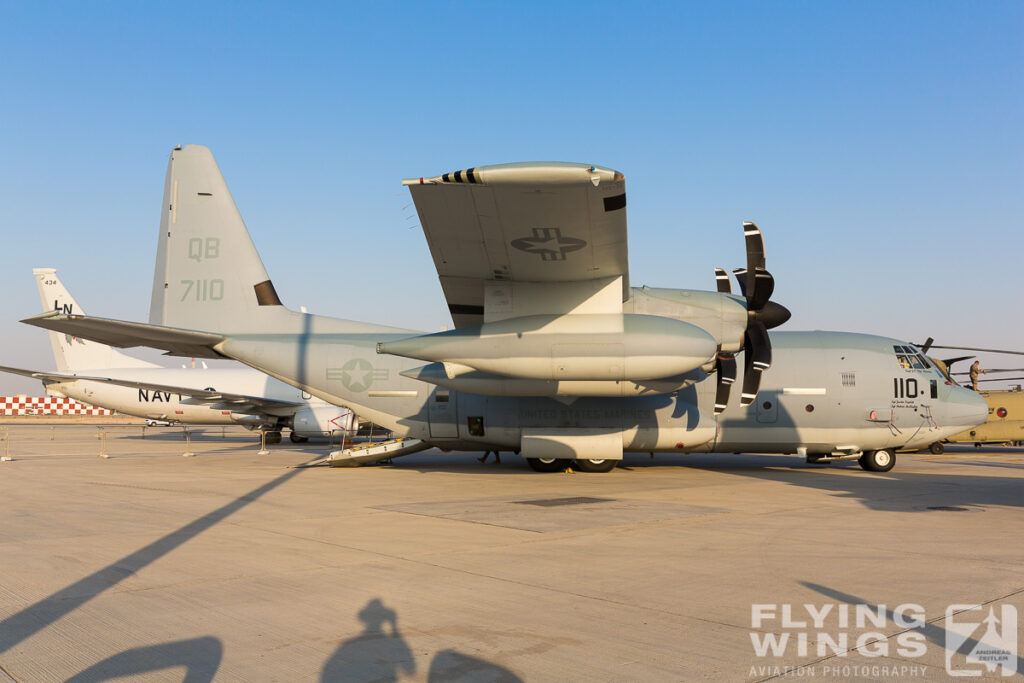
<box><xmin>428</xmin><ymin>388</ymin><xmax>459</xmax><ymax>439</ymax></box>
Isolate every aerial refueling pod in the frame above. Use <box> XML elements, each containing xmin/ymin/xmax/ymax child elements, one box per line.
<box><xmin>376</xmin><ymin>313</ymin><xmax>718</xmax><ymax>382</ymax></box>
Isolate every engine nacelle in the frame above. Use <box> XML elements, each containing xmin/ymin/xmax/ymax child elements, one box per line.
<box><xmin>625</xmin><ymin>288</ymin><xmax>749</xmax><ymax>353</ymax></box>
<box><xmin>291</xmin><ymin>405</ymin><xmax>355</xmax><ymax>438</ymax></box>
<box><xmin>230</xmin><ymin>412</ymin><xmax>267</xmax><ymax>427</ymax></box>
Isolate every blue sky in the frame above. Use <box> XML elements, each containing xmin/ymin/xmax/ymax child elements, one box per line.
<box><xmin>1</xmin><ymin>2</ymin><xmax>1022</xmax><ymax>394</ymax></box>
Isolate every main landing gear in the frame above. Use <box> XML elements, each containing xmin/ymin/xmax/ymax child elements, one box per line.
<box><xmin>859</xmin><ymin>449</ymin><xmax>895</xmax><ymax>472</ymax></box>
<box><xmin>525</xmin><ymin>457</ymin><xmax>617</xmax><ymax>473</ymax></box>
<box><xmin>289</xmin><ymin>432</ymin><xmax>309</xmax><ymax>443</ymax></box>
<box><xmin>262</xmin><ymin>430</ymin><xmax>282</xmax><ymax>445</ymax></box>
<box><xmin>573</xmin><ymin>458</ymin><xmax>617</xmax><ymax>473</ymax></box>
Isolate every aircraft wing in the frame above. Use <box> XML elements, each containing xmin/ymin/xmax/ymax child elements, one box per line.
<box><xmin>0</xmin><ymin>364</ymin><xmax>302</xmax><ymax>410</ymax></box>
<box><xmin>403</xmin><ymin>162</ymin><xmax>629</xmax><ymax>328</ymax></box>
<box><xmin>0</xmin><ymin>365</ymin><xmax>82</xmax><ymax>382</ymax></box>
<box><xmin>21</xmin><ymin>312</ymin><xmax>225</xmax><ymax>359</ymax></box>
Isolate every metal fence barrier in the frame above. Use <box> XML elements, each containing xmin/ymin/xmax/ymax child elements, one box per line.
<box><xmin>0</xmin><ymin>424</ymin><xmax>319</xmax><ymax>459</ymax></box>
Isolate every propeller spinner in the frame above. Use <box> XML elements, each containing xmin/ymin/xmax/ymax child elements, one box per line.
<box><xmin>713</xmin><ymin>222</ymin><xmax>791</xmax><ymax>414</ymax></box>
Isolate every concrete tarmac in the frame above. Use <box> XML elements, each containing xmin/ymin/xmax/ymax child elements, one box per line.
<box><xmin>0</xmin><ymin>425</ymin><xmax>1022</xmax><ymax>681</ymax></box>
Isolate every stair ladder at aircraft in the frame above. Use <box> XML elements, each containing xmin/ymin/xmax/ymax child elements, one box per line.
<box><xmin>327</xmin><ymin>438</ymin><xmax>429</xmax><ymax>467</ymax></box>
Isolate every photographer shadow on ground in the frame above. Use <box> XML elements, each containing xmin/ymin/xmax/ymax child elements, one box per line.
<box><xmin>321</xmin><ymin>598</ymin><xmax>522</xmax><ymax>682</ymax></box>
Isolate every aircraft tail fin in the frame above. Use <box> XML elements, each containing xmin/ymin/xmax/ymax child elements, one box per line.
<box><xmin>33</xmin><ymin>269</ymin><xmax>159</xmax><ymax>372</ymax></box>
<box><xmin>150</xmin><ymin>145</ymin><xmax>289</xmax><ymax>333</ymax></box>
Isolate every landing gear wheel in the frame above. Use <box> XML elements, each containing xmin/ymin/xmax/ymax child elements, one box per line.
<box><xmin>289</xmin><ymin>432</ymin><xmax>309</xmax><ymax>444</ymax></box>
<box><xmin>573</xmin><ymin>458</ymin><xmax>617</xmax><ymax>473</ymax></box>
<box><xmin>264</xmin><ymin>430</ymin><xmax>283</xmax><ymax>445</ymax></box>
<box><xmin>928</xmin><ymin>442</ymin><xmax>944</xmax><ymax>455</ymax></box>
<box><xmin>859</xmin><ymin>449</ymin><xmax>895</xmax><ymax>472</ymax></box>
<box><xmin>526</xmin><ymin>457</ymin><xmax>567</xmax><ymax>473</ymax></box>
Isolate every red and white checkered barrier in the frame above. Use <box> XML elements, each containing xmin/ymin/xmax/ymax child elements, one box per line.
<box><xmin>0</xmin><ymin>396</ymin><xmax>115</xmax><ymax>416</ymax></box>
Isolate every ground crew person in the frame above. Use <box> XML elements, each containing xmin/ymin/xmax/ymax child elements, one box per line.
<box><xmin>478</xmin><ymin>450</ymin><xmax>501</xmax><ymax>464</ymax></box>
<box><xmin>970</xmin><ymin>360</ymin><xmax>985</xmax><ymax>391</ymax></box>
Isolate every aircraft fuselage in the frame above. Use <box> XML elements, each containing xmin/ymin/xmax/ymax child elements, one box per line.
<box><xmin>219</xmin><ymin>329</ymin><xmax>987</xmax><ymax>457</ymax></box>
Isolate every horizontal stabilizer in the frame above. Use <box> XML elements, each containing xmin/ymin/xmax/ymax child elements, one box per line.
<box><xmin>0</xmin><ymin>365</ymin><xmax>77</xmax><ymax>382</ymax></box>
<box><xmin>21</xmin><ymin>312</ymin><xmax>225</xmax><ymax>359</ymax></box>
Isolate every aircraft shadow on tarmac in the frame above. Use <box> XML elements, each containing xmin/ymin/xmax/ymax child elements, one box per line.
<box><xmin>698</xmin><ymin>458</ymin><xmax>1024</xmax><ymax>511</ymax></box>
<box><xmin>0</xmin><ymin>465</ymin><xmax>306</xmax><ymax>658</ymax></box>
<box><xmin>801</xmin><ymin>582</ymin><xmax>1024</xmax><ymax>676</ymax></box>
<box><xmin>55</xmin><ymin>598</ymin><xmax>522</xmax><ymax>682</ymax></box>
<box><xmin>380</xmin><ymin>450</ymin><xmax>1024</xmax><ymax>509</ymax></box>
<box><xmin>65</xmin><ymin>636</ymin><xmax>223</xmax><ymax>683</ymax></box>
<box><xmin>0</xmin><ymin>461</ymin><xmax>521</xmax><ymax>681</ymax></box>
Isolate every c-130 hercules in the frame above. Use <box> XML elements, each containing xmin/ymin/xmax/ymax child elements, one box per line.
<box><xmin>26</xmin><ymin>145</ymin><xmax>987</xmax><ymax>473</ymax></box>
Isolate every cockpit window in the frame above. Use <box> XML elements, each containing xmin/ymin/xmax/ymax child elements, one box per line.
<box><xmin>892</xmin><ymin>344</ymin><xmax>932</xmax><ymax>370</ymax></box>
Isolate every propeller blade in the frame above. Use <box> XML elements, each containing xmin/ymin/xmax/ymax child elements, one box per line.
<box><xmin>749</xmin><ymin>268</ymin><xmax>775</xmax><ymax>311</ymax></box>
<box><xmin>920</xmin><ymin>337</ymin><xmax>934</xmax><ymax>354</ymax></box>
<box><xmin>732</xmin><ymin>268</ymin><xmax>748</xmax><ymax>298</ymax></box>
<box><xmin>747</xmin><ymin>321</ymin><xmax>772</xmax><ymax>373</ymax></box>
<box><xmin>743</xmin><ymin>220</ymin><xmax>765</xmax><ymax>305</ymax></box>
<box><xmin>743</xmin><ymin>221</ymin><xmax>766</xmax><ymax>271</ymax></box>
<box><xmin>715</xmin><ymin>267</ymin><xmax>732</xmax><ymax>294</ymax></box>
<box><xmin>739</xmin><ymin>356</ymin><xmax>762</xmax><ymax>407</ymax></box>
<box><xmin>714</xmin><ymin>353</ymin><xmax>736</xmax><ymax>415</ymax></box>
<box><xmin>739</xmin><ymin>323</ymin><xmax>772</xmax><ymax>407</ymax></box>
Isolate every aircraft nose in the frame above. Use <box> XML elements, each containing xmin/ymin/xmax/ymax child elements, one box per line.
<box><xmin>944</xmin><ymin>386</ymin><xmax>989</xmax><ymax>429</ymax></box>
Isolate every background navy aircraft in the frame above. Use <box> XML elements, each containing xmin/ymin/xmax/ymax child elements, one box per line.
<box><xmin>2</xmin><ymin>269</ymin><xmax>355</xmax><ymax>443</ymax></box>
<box><xmin>25</xmin><ymin>145</ymin><xmax>987</xmax><ymax>472</ymax></box>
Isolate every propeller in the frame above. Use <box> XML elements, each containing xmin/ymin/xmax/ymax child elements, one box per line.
<box><xmin>733</xmin><ymin>222</ymin><xmax>791</xmax><ymax>407</ymax></box>
<box><xmin>712</xmin><ymin>222</ymin><xmax>791</xmax><ymax>414</ymax></box>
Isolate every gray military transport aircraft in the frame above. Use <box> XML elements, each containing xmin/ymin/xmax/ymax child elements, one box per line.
<box><xmin>2</xmin><ymin>269</ymin><xmax>355</xmax><ymax>443</ymax></box>
<box><xmin>24</xmin><ymin>145</ymin><xmax>988</xmax><ymax>473</ymax></box>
